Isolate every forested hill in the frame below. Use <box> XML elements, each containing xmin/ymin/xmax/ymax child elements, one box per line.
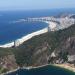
<box><xmin>0</xmin><ymin>24</ymin><xmax>75</xmax><ymax>74</ymax></box>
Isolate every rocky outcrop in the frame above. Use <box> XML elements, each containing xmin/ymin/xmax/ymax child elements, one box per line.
<box><xmin>0</xmin><ymin>55</ymin><xmax>17</xmax><ymax>74</ymax></box>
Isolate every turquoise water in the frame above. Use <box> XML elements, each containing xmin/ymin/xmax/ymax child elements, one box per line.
<box><xmin>7</xmin><ymin>65</ymin><xmax>75</xmax><ymax>75</ymax></box>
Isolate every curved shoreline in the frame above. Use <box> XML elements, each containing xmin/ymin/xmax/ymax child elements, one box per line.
<box><xmin>0</xmin><ymin>20</ymin><xmax>73</xmax><ymax>48</ymax></box>
<box><xmin>53</xmin><ymin>64</ymin><xmax>75</xmax><ymax>72</ymax></box>
<box><xmin>0</xmin><ymin>22</ymin><xmax>49</xmax><ymax>48</ymax></box>
<box><xmin>1</xmin><ymin>67</ymin><xmax>20</xmax><ymax>75</ymax></box>
<box><xmin>1</xmin><ymin>64</ymin><xmax>50</xmax><ymax>75</ymax></box>
<box><xmin>1</xmin><ymin>63</ymin><xmax>75</xmax><ymax>75</ymax></box>
<box><xmin>21</xmin><ymin>64</ymin><xmax>75</xmax><ymax>72</ymax></box>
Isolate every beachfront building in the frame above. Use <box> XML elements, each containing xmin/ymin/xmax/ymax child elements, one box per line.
<box><xmin>14</xmin><ymin>40</ymin><xmax>20</xmax><ymax>47</ymax></box>
<box><xmin>60</xmin><ymin>17</ymin><xmax>75</xmax><ymax>29</ymax></box>
<box><xmin>48</xmin><ymin>21</ymin><xmax>60</xmax><ymax>31</ymax></box>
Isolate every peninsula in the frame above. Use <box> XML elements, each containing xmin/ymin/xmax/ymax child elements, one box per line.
<box><xmin>0</xmin><ymin>14</ymin><xmax>75</xmax><ymax>74</ymax></box>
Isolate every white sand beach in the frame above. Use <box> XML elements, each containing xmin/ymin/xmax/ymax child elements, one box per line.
<box><xmin>0</xmin><ymin>27</ymin><xmax>48</xmax><ymax>48</ymax></box>
<box><xmin>53</xmin><ymin>63</ymin><xmax>75</xmax><ymax>72</ymax></box>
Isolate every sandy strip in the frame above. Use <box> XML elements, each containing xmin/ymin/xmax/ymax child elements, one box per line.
<box><xmin>22</xmin><ymin>64</ymin><xmax>50</xmax><ymax>70</ymax></box>
<box><xmin>0</xmin><ymin>27</ymin><xmax>48</xmax><ymax>48</ymax></box>
<box><xmin>22</xmin><ymin>63</ymin><xmax>75</xmax><ymax>73</ymax></box>
<box><xmin>0</xmin><ymin>21</ymin><xmax>58</xmax><ymax>48</ymax></box>
<box><xmin>1</xmin><ymin>67</ymin><xmax>20</xmax><ymax>75</ymax></box>
<box><xmin>1</xmin><ymin>64</ymin><xmax>49</xmax><ymax>75</ymax></box>
<box><xmin>1</xmin><ymin>63</ymin><xmax>75</xmax><ymax>75</ymax></box>
<box><xmin>53</xmin><ymin>63</ymin><xmax>75</xmax><ymax>72</ymax></box>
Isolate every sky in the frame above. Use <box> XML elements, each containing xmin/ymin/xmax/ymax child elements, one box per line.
<box><xmin>0</xmin><ymin>0</ymin><xmax>75</xmax><ymax>10</ymax></box>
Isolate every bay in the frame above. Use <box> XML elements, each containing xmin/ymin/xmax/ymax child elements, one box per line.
<box><xmin>7</xmin><ymin>65</ymin><xmax>75</xmax><ymax>75</ymax></box>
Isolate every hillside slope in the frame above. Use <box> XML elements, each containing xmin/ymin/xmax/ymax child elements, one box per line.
<box><xmin>0</xmin><ymin>24</ymin><xmax>75</xmax><ymax>73</ymax></box>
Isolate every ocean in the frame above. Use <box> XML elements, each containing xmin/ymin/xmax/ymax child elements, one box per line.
<box><xmin>0</xmin><ymin>8</ymin><xmax>75</xmax><ymax>75</ymax></box>
<box><xmin>0</xmin><ymin>8</ymin><xmax>75</xmax><ymax>44</ymax></box>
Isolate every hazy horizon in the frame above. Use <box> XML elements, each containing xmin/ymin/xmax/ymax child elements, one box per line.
<box><xmin>0</xmin><ymin>0</ymin><xmax>75</xmax><ymax>11</ymax></box>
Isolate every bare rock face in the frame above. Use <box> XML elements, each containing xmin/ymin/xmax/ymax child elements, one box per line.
<box><xmin>1</xmin><ymin>23</ymin><xmax>75</xmax><ymax>73</ymax></box>
<box><xmin>64</xmin><ymin>36</ymin><xmax>75</xmax><ymax>55</ymax></box>
<box><xmin>29</xmin><ymin>42</ymin><xmax>51</xmax><ymax>66</ymax></box>
<box><xmin>52</xmin><ymin>36</ymin><xmax>75</xmax><ymax>64</ymax></box>
<box><xmin>0</xmin><ymin>55</ymin><xmax>17</xmax><ymax>72</ymax></box>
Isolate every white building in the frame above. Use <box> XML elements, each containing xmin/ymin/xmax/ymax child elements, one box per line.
<box><xmin>48</xmin><ymin>21</ymin><xmax>59</xmax><ymax>31</ymax></box>
<box><xmin>14</xmin><ymin>40</ymin><xmax>20</xmax><ymax>47</ymax></box>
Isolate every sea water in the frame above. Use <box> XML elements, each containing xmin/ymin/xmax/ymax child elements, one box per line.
<box><xmin>0</xmin><ymin>8</ymin><xmax>75</xmax><ymax>44</ymax></box>
<box><xmin>7</xmin><ymin>65</ymin><xmax>75</xmax><ymax>75</ymax></box>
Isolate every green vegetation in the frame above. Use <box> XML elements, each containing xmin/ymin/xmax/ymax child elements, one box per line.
<box><xmin>0</xmin><ymin>24</ymin><xmax>75</xmax><ymax>68</ymax></box>
<box><xmin>0</xmin><ymin>48</ymin><xmax>13</xmax><ymax>57</ymax></box>
<box><xmin>0</xmin><ymin>67</ymin><xmax>8</xmax><ymax>74</ymax></box>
